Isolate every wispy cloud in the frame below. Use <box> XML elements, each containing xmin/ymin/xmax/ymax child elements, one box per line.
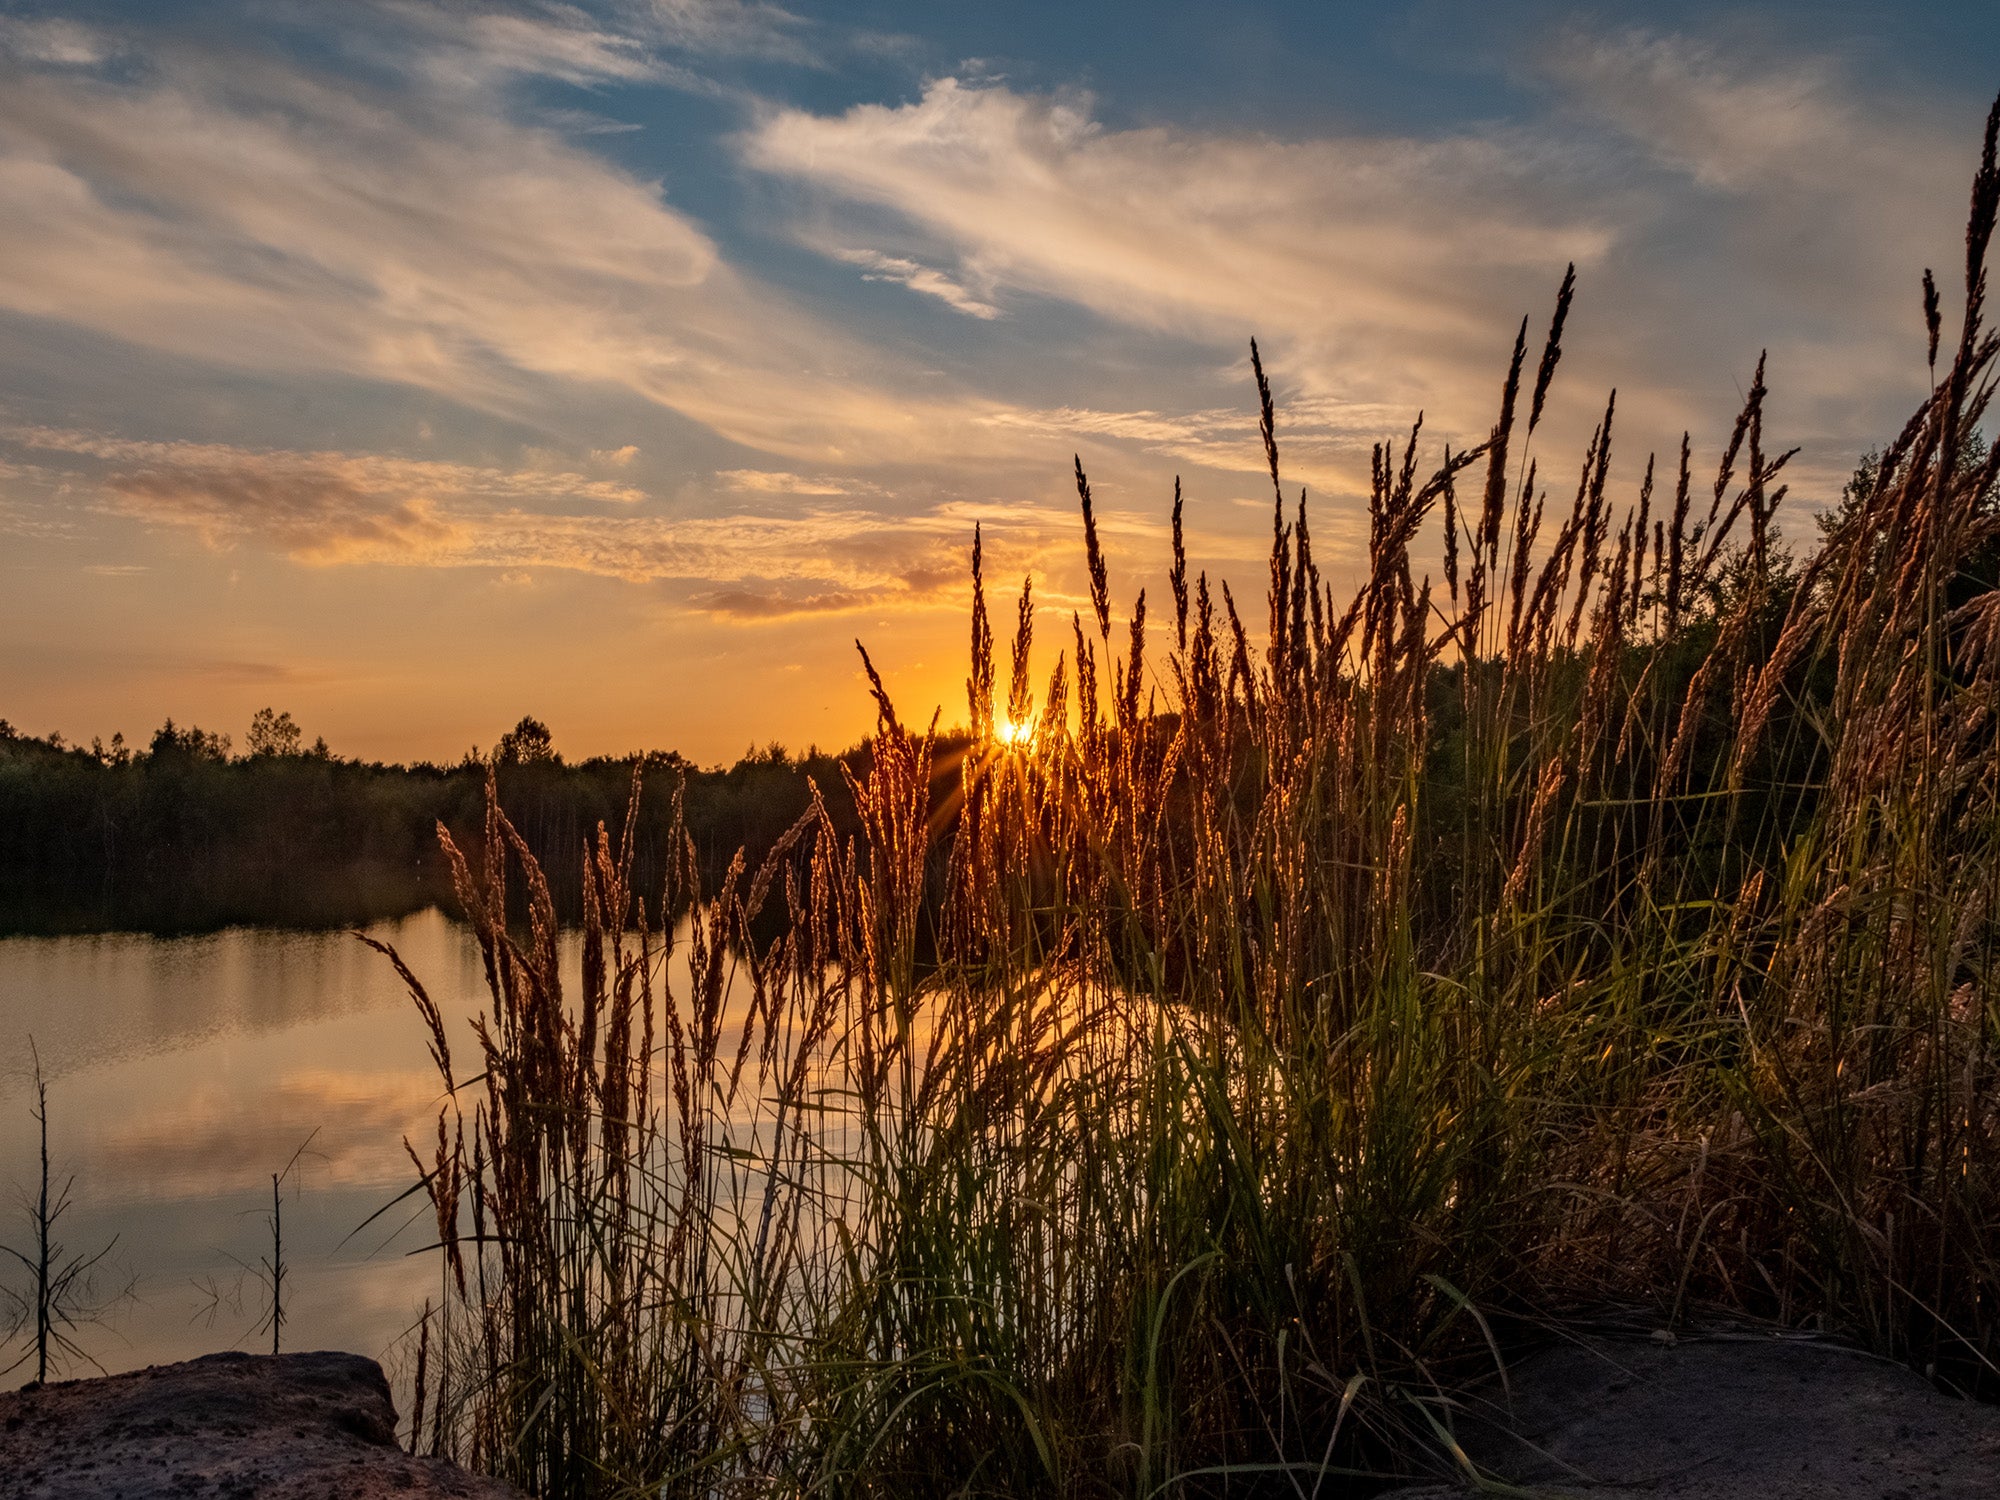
<box><xmin>835</xmin><ymin>247</ymin><xmax>1001</xmax><ymax>319</ymax></box>
<box><xmin>743</xmin><ymin>76</ymin><xmax>1604</xmax><ymax>410</ymax></box>
<box><xmin>1542</xmin><ymin>27</ymin><xmax>1847</xmax><ymax>193</ymax></box>
<box><xmin>637</xmin><ymin>0</ymin><xmax>814</xmax><ymax>62</ymax></box>
<box><xmin>9</xmin><ymin>428</ymin><xmax>1005</xmax><ymax>611</ymax></box>
<box><xmin>13</xmin><ymin>428</ymin><xmax>647</xmax><ymax>561</ymax></box>
<box><xmin>176</xmin><ymin>656</ymin><xmax>328</xmax><ymax>686</ymax></box>
<box><xmin>688</xmin><ymin>585</ymin><xmax>875</xmax><ymax>618</ymax></box>
<box><xmin>743</xmin><ymin>49</ymin><xmax>1971</xmax><ymax>477</ymax></box>
<box><xmin>0</xmin><ymin>17</ymin><xmax>111</xmax><ymax>68</ymax></box>
<box><xmin>1529</xmin><ymin>28</ymin><xmax>1965</xmax><ymax>337</ymax></box>
<box><xmin>0</xmin><ymin>27</ymin><xmax>1013</xmax><ymax>463</ymax></box>
<box><xmin>361</xmin><ymin>1</ymin><xmax>659</xmax><ymax>89</ymax></box>
<box><xmin>982</xmin><ymin>395</ymin><xmax>1416</xmax><ymax>484</ymax></box>
<box><xmin>627</xmin><ymin>0</ymin><xmax>918</xmax><ymax>71</ymax></box>
<box><xmin>717</xmin><ymin>468</ymin><xmax>880</xmax><ymax>496</ymax></box>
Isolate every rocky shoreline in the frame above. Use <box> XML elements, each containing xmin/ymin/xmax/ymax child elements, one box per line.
<box><xmin>0</xmin><ymin>1350</ymin><xmax>516</xmax><ymax>1499</ymax></box>
<box><xmin>6</xmin><ymin>1332</ymin><xmax>2000</xmax><ymax>1497</ymax></box>
<box><xmin>1392</xmin><ymin>1325</ymin><xmax>2000</xmax><ymax>1498</ymax></box>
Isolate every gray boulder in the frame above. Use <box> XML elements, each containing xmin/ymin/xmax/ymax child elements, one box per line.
<box><xmin>0</xmin><ymin>1350</ymin><xmax>519</xmax><ymax>1498</ymax></box>
<box><xmin>1394</xmin><ymin>1329</ymin><xmax>2000</xmax><ymax>1498</ymax></box>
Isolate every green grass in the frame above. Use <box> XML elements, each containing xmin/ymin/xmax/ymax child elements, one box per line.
<box><xmin>378</xmin><ymin>97</ymin><xmax>2000</xmax><ymax>1500</ymax></box>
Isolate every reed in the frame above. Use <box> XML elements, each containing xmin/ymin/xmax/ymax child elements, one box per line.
<box><xmin>1</xmin><ymin>1043</ymin><xmax>123</xmax><ymax>1383</ymax></box>
<box><xmin>377</xmin><ymin>97</ymin><xmax>2000</xmax><ymax>1497</ymax></box>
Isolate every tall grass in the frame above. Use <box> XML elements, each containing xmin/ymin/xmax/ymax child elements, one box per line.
<box><xmin>381</xmin><ymin>99</ymin><xmax>2000</xmax><ymax>1496</ymax></box>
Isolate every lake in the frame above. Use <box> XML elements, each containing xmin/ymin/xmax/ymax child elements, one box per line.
<box><xmin>0</xmin><ymin>910</ymin><xmax>572</xmax><ymax>1391</ymax></box>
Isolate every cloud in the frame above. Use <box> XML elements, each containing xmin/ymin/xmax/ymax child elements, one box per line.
<box><xmin>742</xmin><ymin>51</ymin><xmax>1975</xmax><ymax>491</ymax></box>
<box><xmin>688</xmin><ymin>585</ymin><xmax>876</xmax><ymax>618</ymax></box>
<box><xmin>0</xmin><ymin>17</ymin><xmax>110</xmax><ymax>68</ymax></box>
<box><xmin>743</xmin><ymin>77</ymin><xmax>1604</xmax><ymax>404</ymax></box>
<box><xmin>717</xmin><ymin>468</ymin><xmax>879</xmax><ymax>496</ymax></box>
<box><xmin>982</xmin><ymin>394</ymin><xmax>1416</xmax><ymax>483</ymax></box>
<box><xmin>13</xmin><ymin>428</ymin><xmax>651</xmax><ymax>561</ymax></box>
<box><xmin>0</xmin><ymin>481</ymin><xmax>77</xmax><ymax>540</ymax></box>
<box><xmin>111</xmin><ymin>471</ymin><xmax>461</xmax><ymax>563</ymax></box>
<box><xmin>1529</xmin><ymin>28</ymin><xmax>1966</xmax><ymax>331</ymax></box>
<box><xmin>835</xmin><ymin>248</ymin><xmax>1002</xmax><ymax>319</ymax></box>
<box><xmin>0</xmin><ymin>29</ymin><xmax>1014</xmax><ymax>463</ymax></box>
<box><xmin>365</xmin><ymin>1</ymin><xmax>659</xmax><ymax>89</ymax></box>
<box><xmin>638</xmin><ymin>0</ymin><xmax>814</xmax><ymax>62</ymax></box>
<box><xmin>1541</xmin><ymin>28</ymin><xmax>1846</xmax><ymax>194</ymax></box>
<box><xmin>622</xmin><ymin>0</ymin><xmax>916</xmax><ymax>71</ymax></box>
<box><xmin>177</xmin><ymin>657</ymin><xmax>325</xmax><ymax>685</ymax></box>
<box><xmin>14</xmin><ymin>429</ymin><xmax>652</xmax><ymax>500</ymax></box>
<box><xmin>8</xmin><ymin>426</ymin><xmax>1004</xmax><ymax>605</ymax></box>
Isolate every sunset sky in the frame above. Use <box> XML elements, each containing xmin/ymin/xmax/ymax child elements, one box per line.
<box><xmin>1</xmin><ymin>1</ymin><xmax>1995</xmax><ymax>765</ymax></box>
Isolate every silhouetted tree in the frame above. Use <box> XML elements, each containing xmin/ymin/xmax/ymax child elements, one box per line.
<box><xmin>147</xmin><ymin>718</ymin><xmax>230</xmax><ymax>763</ymax></box>
<box><xmin>494</xmin><ymin>715</ymin><xmax>558</xmax><ymax>767</ymax></box>
<box><xmin>245</xmin><ymin>707</ymin><xmax>303</xmax><ymax>758</ymax></box>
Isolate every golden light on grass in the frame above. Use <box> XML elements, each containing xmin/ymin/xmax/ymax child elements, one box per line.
<box><xmin>377</xmin><ymin>97</ymin><xmax>2000</xmax><ymax>1500</ymax></box>
<box><xmin>993</xmin><ymin>713</ymin><xmax>1035</xmax><ymax>746</ymax></box>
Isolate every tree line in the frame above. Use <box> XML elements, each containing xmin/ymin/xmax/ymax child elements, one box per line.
<box><xmin>0</xmin><ymin>712</ymin><xmax>870</xmax><ymax>934</ymax></box>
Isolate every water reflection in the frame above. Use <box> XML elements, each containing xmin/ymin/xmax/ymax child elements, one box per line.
<box><xmin>0</xmin><ymin>911</ymin><xmax>553</xmax><ymax>1387</ymax></box>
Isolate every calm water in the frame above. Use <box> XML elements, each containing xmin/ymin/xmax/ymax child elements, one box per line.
<box><xmin>0</xmin><ymin>911</ymin><xmax>559</xmax><ymax>1389</ymax></box>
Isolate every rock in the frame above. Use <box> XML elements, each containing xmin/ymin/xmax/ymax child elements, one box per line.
<box><xmin>1392</xmin><ymin>1328</ymin><xmax>2000</xmax><ymax>1498</ymax></box>
<box><xmin>0</xmin><ymin>1350</ymin><xmax>520</xmax><ymax>1499</ymax></box>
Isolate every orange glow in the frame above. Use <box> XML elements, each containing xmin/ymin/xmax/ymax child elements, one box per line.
<box><xmin>994</xmin><ymin>715</ymin><xmax>1034</xmax><ymax>746</ymax></box>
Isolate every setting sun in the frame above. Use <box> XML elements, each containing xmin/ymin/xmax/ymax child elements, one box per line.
<box><xmin>994</xmin><ymin>715</ymin><xmax>1035</xmax><ymax>746</ymax></box>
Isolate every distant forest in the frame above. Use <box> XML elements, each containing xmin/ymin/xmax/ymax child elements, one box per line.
<box><xmin>0</xmin><ymin>711</ymin><xmax>882</xmax><ymax>935</ymax></box>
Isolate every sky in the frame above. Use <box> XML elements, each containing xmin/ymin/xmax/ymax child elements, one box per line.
<box><xmin>0</xmin><ymin>0</ymin><xmax>1995</xmax><ymax>766</ymax></box>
